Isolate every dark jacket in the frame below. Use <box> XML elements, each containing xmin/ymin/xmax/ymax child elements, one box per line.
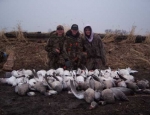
<box><xmin>63</xmin><ymin>30</ymin><xmax>83</xmax><ymax>61</ymax></box>
<box><xmin>83</xmin><ymin>33</ymin><xmax>106</xmax><ymax>65</ymax></box>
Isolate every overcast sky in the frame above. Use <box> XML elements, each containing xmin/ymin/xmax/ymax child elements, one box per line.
<box><xmin>0</xmin><ymin>0</ymin><xmax>150</xmax><ymax>35</ymax></box>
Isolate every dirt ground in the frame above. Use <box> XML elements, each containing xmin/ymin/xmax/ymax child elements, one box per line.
<box><xmin>0</xmin><ymin>38</ymin><xmax>150</xmax><ymax>115</ymax></box>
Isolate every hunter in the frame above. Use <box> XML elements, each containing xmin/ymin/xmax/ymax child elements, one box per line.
<box><xmin>45</xmin><ymin>25</ymin><xmax>65</xmax><ymax>69</ymax></box>
<box><xmin>82</xmin><ymin>25</ymin><xmax>106</xmax><ymax>70</ymax></box>
<box><xmin>63</xmin><ymin>24</ymin><xmax>84</xmax><ymax>70</ymax></box>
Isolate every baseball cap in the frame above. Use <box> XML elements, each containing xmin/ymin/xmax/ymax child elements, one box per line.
<box><xmin>71</xmin><ymin>24</ymin><xmax>78</xmax><ymax>30</ymax></box>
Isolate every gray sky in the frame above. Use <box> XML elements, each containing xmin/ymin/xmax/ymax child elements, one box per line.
<box><xmin>0</xmin><ymin>0</ymin><xmax>150</xmax><ymax>35</ymax></box>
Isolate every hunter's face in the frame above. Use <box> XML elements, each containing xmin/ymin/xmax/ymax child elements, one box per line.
<box><xmin>85</xmin><ymin>28</ymin><xmax>91</xmax><ymax>36</ymax></box>
<box><xmin>57</xmin><ymin>29</ymin><xmax>64</xmax><ymax>36</ymax></box>
<box><xmin>71</xmin><ymin>29</ymin><xmax>78</xmax><ymax>35</ymax></box>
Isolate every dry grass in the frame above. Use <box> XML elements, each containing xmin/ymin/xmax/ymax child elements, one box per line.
<box><xmin>15</xmin><ymin>24</ymin><xmax>28</xmax><ymax>43</ymax></box>
<box><xmin>0</xmin><ymin>29</ymin><xmax>10</xmax><ymax>44</ymax></box>
<box><xmin>102</xmin><ymin>32</ymin><xmax>117</xmax><ymax>43</ymax></box>
<box><xmin>5</xmin><ymin>46</ymin><xmax>15</xmax><ymax>54</ymax></box>
<box><xmin>125</xmin><ymin>26</ymin><xmax>136</xmax><ymax>43</ymax></box>
<box><xmin>143</xmin><ymin>33</ymin><xmax>150</xmax><ymax>44</ymax></box>
<box><xmin>136</xmin><ymin>57</ymin><xmax>150</xmax><ymax>66</ymax></box>
<box><xmin>130</xmin><ymin>48</ymin><xmax>144</xmax><ymax>57</ymax></box>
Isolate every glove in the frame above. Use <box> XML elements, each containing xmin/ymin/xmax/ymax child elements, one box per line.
<box><xmin>65</xmin><ymin>60</ymin><xmax>71</xmax><ymax>68</ymax></box>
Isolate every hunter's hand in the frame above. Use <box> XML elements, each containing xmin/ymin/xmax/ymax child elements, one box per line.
<box><xmin>55</xmin><ymin>49</ymin><xmax>60</xmax><ymax>53</ymax></box>
<box><xmin>83</xmin><ymin>52</ymin><xmax>87</xmax><ymax>56</ymax></box>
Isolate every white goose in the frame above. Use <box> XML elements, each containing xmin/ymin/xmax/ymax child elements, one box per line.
<box><xmin>0</xmin><ymin>76</ymin><xmax>17</xmax><ymax>86</ymax></box>
<box><xmin>15</xmin><ymin>83</ymin><xmax>29</xmax><ymax>96</ymax></box>
<box><xmin>45</xmin><ymin>74</ymin><xmax>63</xmax><ymax>93</ymax></box>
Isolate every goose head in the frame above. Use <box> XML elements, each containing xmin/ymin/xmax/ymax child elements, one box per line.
<box><xmin>29</xmin><ymin>79</ymin><xmax>37</xmax><ymax>90</ymax></box>
<box><xmin>64</xmin><ymin>70</ymin><xmax>71</xmax><ymax>77</ymax></box>
<box><xmin>136</xmin><ymin>79</ymin><xmax>149</xmax><ymax>90</ymax></box>
<box><xmin>89</xmin><ymin>101</ymin><xmax>98</xmax><ymax>110</ymax></box>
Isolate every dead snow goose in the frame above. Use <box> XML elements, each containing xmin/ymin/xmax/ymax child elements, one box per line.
<box><xmin>110</xmin><ymin>87</ymin><xmax>134</xmax><ymax>96</ymax></box>
<box><xmin>125</xmin><ymin>81</ymin><xmax>139</xmax><ymax>92</ymax></box>
<box><xmin>28</xmin><ymin>78</ymin><xmax>37</xmax><ymax>90</ymax></box>
<box><xmin>34</xmin><ymin>81</ymin><xmax>47</xmax><ymax>94</ymax></box>
<box><xmin>47</xmin><ymin>69</ymin><xmax>56</xmax><ymax>76</ymax></box>
<box><xmin>136</xmin><ymin>79</ymin><xmax>149</xmax><ymax>90</ymax></box>
<box><xmin>110</xmin><ymin>88</ymin><xmax>129</xmax><ymax>101</ymax></box>
<box><xmin>55</xmin><ymin>68</ymin><xmax>64</xmax><ymax>76</ymax></box>
<box><xmin>0</xmin><ymin>76</ymin><xmax>17</xmax><ymax>86</ymax></box>
<box><xmin>100</xmin><ymin>89</ymin><xmax>115</xmax><ymax>105</ymax></box>
<box><xmin>116</xmin><ymin>79</ymin><xmax>127</xmax><ymax>88</ymax></box>
<box><xmin>103</xmin><ymin>79</ymin><xmax>116</xmax><ymax>89</ymax></box>
<box><xmin>11</xmin><ymin>70</ymin><xmax>21</xmax><ymax>78</ymax></box>
<box><xmin>18</xmin><ymin>69</ymin><xmax>33</xmax><ymax>77</ymax></box>
<box><xmin>15</xmin><ymin>83</ymin><xmax>29</xmax><ymax>96</ymax></box>
<box><xmin>118</xmin><ymin>67</ymin><xmax>138</xmax><ymax>76</ymax></box>
<box><xmin>70</xmin><ymin>80</ymin><xmax>100</xmax><ymax>103</ymax></box>
<box><xmin>45</xmin><ymin>74</ymin><xmax>63</xmax><ymax>93</ymax></box>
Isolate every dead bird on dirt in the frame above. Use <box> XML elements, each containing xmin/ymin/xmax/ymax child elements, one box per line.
<box><xmin>115</xmin><ymin>79</ymin><xmax>127</xmax><ymax>88</ymax></box>
<box><xmin>0</xmin><ymin>76</ymin><xmax>17</xmax><ymax>86</ymax></box>
<box><xmin>70</xmin><ymin>79</ymin><xmax>99</xmax><ymax>109</ymax></box>
<box><xmin>45</xmin><ymin>74</ymin><xmax>63</xmax><ymax>93</ymax></box>
<box><xmin>99</xmin><ymin>88</ymin><xmax>129</xmax><ymax>105</ymax></box>
<box><xmin>15</xmin><ymin>83</ymin><xmax>29</xmax><ymax>96</ymax></box>
<box><xmin>70</xmin><ymin>78</ymin><xmax>129</xmax><ymax>108</ymax></box>
<box><xmin>125</xmin><ymin>81</ymin><xmax>140</xmax><ymax>92</ymax></box>
<box><xmin>110</xmin><ymin>87</ymin><xmax>134</xmax><ymax>96</ymax></box>
<box><xmin>34</xmin><ymin>81</ymin><xmax>47</xmax><ymax>94</ymax></box>
<box><xmin>136</xmin><ymin>79</ymin><xmax>149</xmax><ymax>90</ymax></box>
<box><xmin>103</xmin><ymin>79</ymin><xmax>116</xmax><ymax>89</ymax></box>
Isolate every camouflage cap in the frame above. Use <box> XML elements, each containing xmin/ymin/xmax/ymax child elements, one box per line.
<box><xmin>57</xmin><ymin>25</ymin><xmax>64</xmax><ymax>30</ymax></box>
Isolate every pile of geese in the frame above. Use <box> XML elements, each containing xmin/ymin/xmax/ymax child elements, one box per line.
<box><xmin>0</xmin><ymin>67</ymin><xmax>150</xmax><ymax>109</ymax></box>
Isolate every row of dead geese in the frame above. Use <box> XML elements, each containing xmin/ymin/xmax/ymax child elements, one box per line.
<box><xmin>0</xmin><ymin>67</ymin><xmax>150</xmax><ymax>109</ymax></box>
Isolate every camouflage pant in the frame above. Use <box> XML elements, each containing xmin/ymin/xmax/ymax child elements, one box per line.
<box><xmin>86</xmin><ymin>58</ymin><xmax>104</xmax><ymax>70</ymax></box>
<box><xmin>47</xmin><ymin>54</ymin><xmax>65</xmax><ymax>69</ymax></box>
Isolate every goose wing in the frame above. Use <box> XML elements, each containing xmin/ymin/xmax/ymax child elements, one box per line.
<box><xmin>70</xmin><ymin>80</ymin><xmax>84</xmax><ymax>99</ymax></box>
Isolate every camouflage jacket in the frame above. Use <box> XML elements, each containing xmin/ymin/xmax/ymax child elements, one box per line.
<box><xmin>63</xmin><ymin>30</ymin><xmax>84</xmax><ymax>61</ymax></box>
<box><xmin>45</xmin><ymin>31</ymin><xmax>65</xmax><ymax>56</ymax></box>
<box><xmin>83</xmin><ymin>33</ymin><xmax>106</xmax><ymax>65</ymax></box>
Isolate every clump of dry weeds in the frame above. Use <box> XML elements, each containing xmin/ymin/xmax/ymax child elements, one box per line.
<box><xmin>125</xmin><ymin>26</ymin><xmax>137</xmax><ymax>43</ymax></box>
<box><xmin>0</xmin><ymin>29</ymin><xmax>10</xmax><ymax>44</ymax></box>
<box><xmin>15</xmin><ymin>24</ymin><xmax>28</xmax><ymax>43</ymax></box>
<box><xmin>143</xmin><ymin>33</ymin><xmax>150</xmax><ymax>44</ymax></box>
<box><xmin>102</xmin><ymin>32</ymin><xmax>117</xmax><ymax>43</ymax></box>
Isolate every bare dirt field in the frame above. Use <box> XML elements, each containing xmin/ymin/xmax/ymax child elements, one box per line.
<box><xmin>0</xmin><ymin>38</ymin><xmax>150</xmax><ymax>115</ymax></box>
